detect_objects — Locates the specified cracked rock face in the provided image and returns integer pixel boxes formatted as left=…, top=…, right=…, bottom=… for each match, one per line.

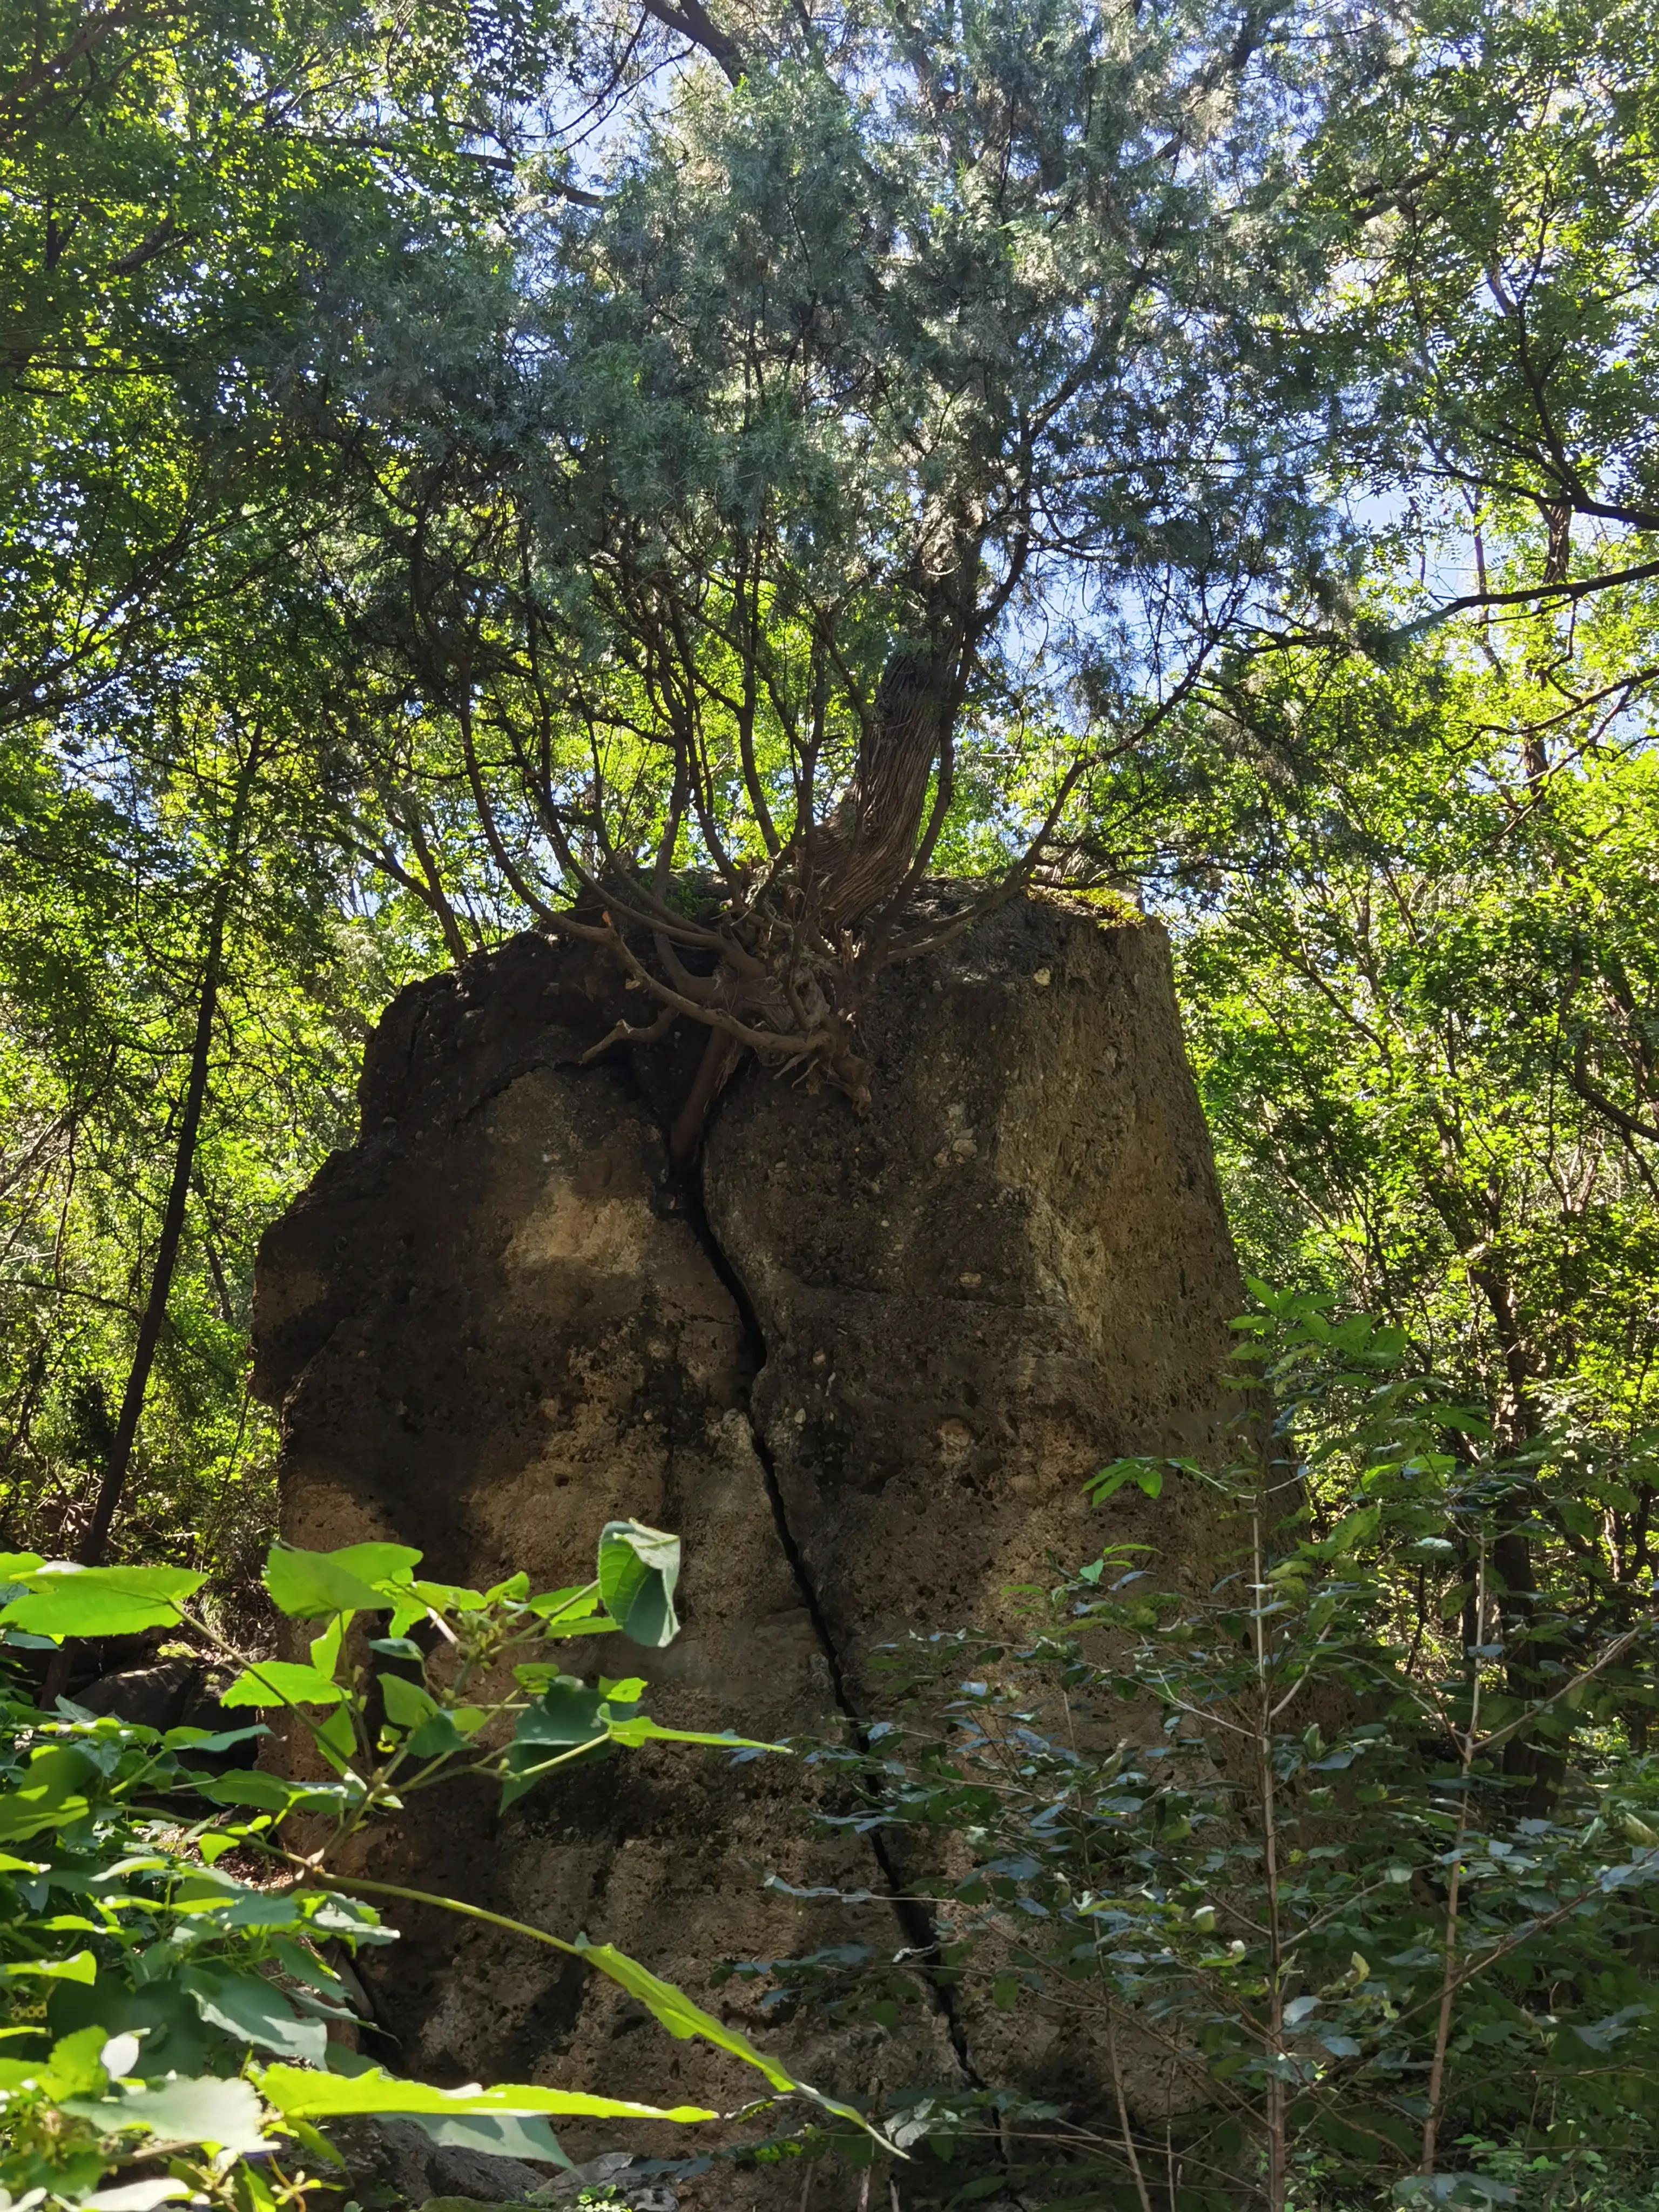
left=705, top=894, right=1242, bottom=1698
left=252, top=896, right=1242, bottom=2180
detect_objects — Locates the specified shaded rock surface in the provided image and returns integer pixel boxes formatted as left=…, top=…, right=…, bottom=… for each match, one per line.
left=253, top=894, right=1243, bottom=2189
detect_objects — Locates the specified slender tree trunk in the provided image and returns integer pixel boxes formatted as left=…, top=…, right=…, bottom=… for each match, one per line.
left=1252, top=1501, right=1289, bottom=2212
left=1468, top=1260, right=1563, bottom=1812
left=40, top=740, right=261, bottom=1701
left=1422, top=1543, right=1483, bottom=2176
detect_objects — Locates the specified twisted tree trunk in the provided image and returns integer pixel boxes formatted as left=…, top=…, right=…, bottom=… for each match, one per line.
left=666, top=651, right=943, bottom=1164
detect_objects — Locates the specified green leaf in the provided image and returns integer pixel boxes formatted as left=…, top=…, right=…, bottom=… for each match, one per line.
left=64, top=2074, right=271, bottom=2153
left=46, top=1973, right=215, bottom=2076
left=43, top=2026, right=112, bottom=2096
left=1087, top=1459, right=1164, bottom=1504
left=0, top=1745, right=95, bottom=1840
left=0, top=1564, right=203, bottom=1639
left=221, top=1662, right=347, bottom=1709
left=518, top=1680, right=607, bottom=1746
left=379, top=1673, right=438, bottom=1730
left=602, top=1717, right=782, bottom=1753
left=327, top=1542, right=423, bottom=1584
left=1325, top=1505, right=1382, bottom=1556
left=255, top=2063, right=716, bottom=2124
left=526, top=1583, right=604, bottom=1622
left=499, top=1683, right=610, bottom=1808
left=263, top=1545, right=387, bottom=1618
left=191, top=1771, right=358, bottom=1816
left=161, top=1723, right=267, bottom=1755
left=406, top=1708, right=470, bottom=1759
left=409, top=1580, right=489, bottom=1614
left=596, top=1521, right=681, bottom=1647
left=401, top=2112, right=571, bottom=2168
left=312, top=1701, right=360, bottom=1770
left=180, top=1967, right=328, bottom=2064
left=574, top=1941, right=871, bottom=2128
left=85, top=2183, right=192, bottom=2211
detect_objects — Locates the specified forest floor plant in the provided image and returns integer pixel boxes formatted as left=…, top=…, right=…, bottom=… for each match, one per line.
left=770, top=1290, right=1659, bottom=2210
left=0, top=1521, right=878, bottom=2209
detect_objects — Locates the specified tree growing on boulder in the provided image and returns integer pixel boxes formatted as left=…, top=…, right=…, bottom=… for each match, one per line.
left=341, top=0, right=1378, bottom=1129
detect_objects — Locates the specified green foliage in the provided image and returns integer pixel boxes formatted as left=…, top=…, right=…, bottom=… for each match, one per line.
left=0, top=1524, right=869, bottom=2209
left=1170, top=632, right=1659, bottom=1447
left=1307, top=0, right=1659, bottom=617
left=339, top=0, right=1382, bottom=954
left=792, top=1295, right=1659, bottom=2207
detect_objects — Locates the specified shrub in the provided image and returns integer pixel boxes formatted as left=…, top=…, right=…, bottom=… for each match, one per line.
left=0, top=1523, right=867, bottom=2208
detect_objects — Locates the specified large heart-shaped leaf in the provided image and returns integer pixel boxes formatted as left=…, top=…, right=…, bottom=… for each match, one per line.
left=221, top=1661, right=346, bottom=1710
left=263, top=1546, right=387, bottom=1620
left=180, top=1966, right=328, bottom=2065
left=0, top=1745, right=96, bottom=1840
left=1, top=1564, right=203, bottom=1640
left=63, top=2074, right=271, bottom=2154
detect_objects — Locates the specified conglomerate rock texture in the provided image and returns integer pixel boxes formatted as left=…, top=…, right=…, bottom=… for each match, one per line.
left=252, top=892, right=1243, bottom=2194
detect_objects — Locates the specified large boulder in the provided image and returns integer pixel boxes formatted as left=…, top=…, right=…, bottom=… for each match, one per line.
left=252, top=894, right=1243, bottom=2182
left=704, top=891, right=1242, bottom=1697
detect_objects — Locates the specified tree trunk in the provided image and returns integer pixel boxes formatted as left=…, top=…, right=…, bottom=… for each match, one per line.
left=666, top=651, right=945, bottom=1165
left=39, top=738, right=261, bottom=1699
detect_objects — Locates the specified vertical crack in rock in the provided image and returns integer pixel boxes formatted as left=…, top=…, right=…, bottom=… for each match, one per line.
left=676, top=1158, right=982, bottom=2091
